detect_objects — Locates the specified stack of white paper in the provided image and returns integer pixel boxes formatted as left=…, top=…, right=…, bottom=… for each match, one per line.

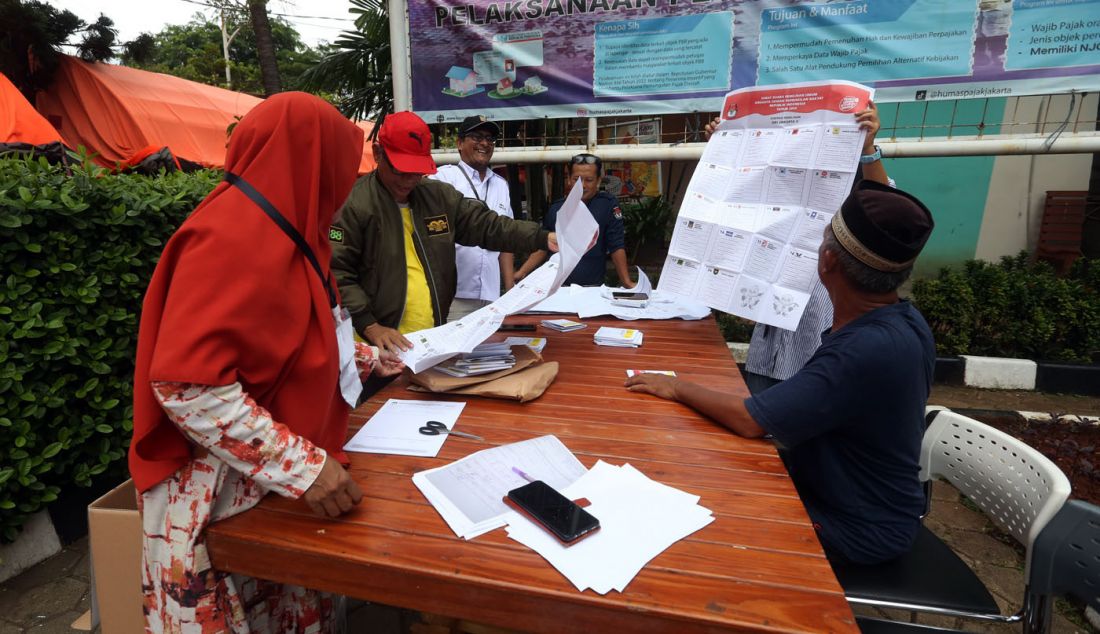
left=594, top=326, right=643, bottom=348
left=541, top=319, right=586, bottom=332
left=344, top=399, right=466, bottom=457
left=505, top=461, right=713, bottom=594
left=503, top=336, right=547, bottom=353
left=412, top=435, right=588, bottom=539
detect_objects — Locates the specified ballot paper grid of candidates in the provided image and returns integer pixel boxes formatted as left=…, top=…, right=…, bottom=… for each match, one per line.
left=343, top=399, right=466, bottom=457
left=397, top=179, right=599, bottom=374
left=505, top=460, right=713, bottom=595
left=658, top=80, right=873, bottom=331
left=412, top=435, right=588, bottom=540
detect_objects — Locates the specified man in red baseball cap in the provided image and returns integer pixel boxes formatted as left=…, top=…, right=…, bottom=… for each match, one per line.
left=331, top=111, right=558, bottom=354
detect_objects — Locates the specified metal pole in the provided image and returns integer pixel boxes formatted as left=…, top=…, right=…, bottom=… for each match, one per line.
left=587, top=117, right=597, bottom=150
left=430, top=132, right=1100, bottom=165
left=388, top=0, right=412, bottom=112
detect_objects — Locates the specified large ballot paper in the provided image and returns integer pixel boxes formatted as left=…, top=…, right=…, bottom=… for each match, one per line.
left=400, top=180, right=598, bottom=373
left=658, top=80, right=873, bottom=331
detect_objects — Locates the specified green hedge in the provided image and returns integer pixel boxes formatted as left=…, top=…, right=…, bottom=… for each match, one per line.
left=912, top=253, right=1100, bottom=363
left=0, top=156, right=218, bottom=542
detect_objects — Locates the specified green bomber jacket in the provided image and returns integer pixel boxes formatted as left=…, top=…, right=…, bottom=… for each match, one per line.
left=330, top=172, right=549, bottom=334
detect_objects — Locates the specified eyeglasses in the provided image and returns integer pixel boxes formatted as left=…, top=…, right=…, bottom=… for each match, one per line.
left=464, top=133, right=497, bottom=145
left=571, top=154, right=601, bottom=167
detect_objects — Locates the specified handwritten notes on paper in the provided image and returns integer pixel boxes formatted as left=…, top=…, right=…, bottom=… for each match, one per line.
left=658, top=80, right=872, bottom=330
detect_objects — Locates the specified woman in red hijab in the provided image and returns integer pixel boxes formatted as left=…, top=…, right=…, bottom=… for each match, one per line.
left=129, top=92, right=402, bottom=633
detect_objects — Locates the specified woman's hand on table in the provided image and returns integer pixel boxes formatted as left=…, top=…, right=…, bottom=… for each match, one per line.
left=374, top=349, right=405, bottom=377
left=303, top=454, right=363, bottom=518
left=624, top=373, right=680, bottom=401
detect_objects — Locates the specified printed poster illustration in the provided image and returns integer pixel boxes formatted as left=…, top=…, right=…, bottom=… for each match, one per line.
left=657, top=79, right=873, bottom=331
left=409, top=1, right=1100, bottom=122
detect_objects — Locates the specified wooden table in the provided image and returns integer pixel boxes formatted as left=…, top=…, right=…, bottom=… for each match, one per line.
left=207, top=315, right=857, bottom=633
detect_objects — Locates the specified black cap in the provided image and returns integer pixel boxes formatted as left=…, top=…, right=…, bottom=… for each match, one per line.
left=830, top=180, right=934, bottom=272
left=458, top=115, right=499, bottom=137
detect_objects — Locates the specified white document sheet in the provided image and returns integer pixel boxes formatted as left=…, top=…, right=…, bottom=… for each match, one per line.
left=699, top=128, right=744, bottom=166
left=344, top=399, right=467, bottom=457
left=770, top=125, right=822, bottom=168
left=776, top=246, right=820, bottom=293
left=697, top=266, right=739, bottom=313
left=726, top=166, right=767, bottom=202
left=400, top=180, right=597, bottom=373
left=685, top=162, right=732, bottom=201
left=740, top=128, right=780, bottom=166
left=504, top=461, right=714, bottom=594
left=791, top=208, right=833, bottom=250
left=412, top=435, right=588, bottom=539
left=668, top=218, right=714, bottom=261
left=657, top=255, right=701, bottom=298
left=816, top=124, right=865, bottom=172
left=659, top=80, right=870, bottom=330
left=764, top=167, right=810, bottom=205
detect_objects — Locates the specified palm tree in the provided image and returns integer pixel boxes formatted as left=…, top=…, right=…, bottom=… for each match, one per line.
left=299, top=0, right=391, bottom=134
left=0, top=0, right=104, bottom=100
left=248, top=0, right=281, bottom=95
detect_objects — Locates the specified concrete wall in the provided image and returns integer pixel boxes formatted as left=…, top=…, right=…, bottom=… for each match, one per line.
left=975, top=93, right=1098, bottom=262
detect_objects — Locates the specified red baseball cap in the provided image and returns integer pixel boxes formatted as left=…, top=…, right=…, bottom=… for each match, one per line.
left=377, top=111, right=436, bottom=175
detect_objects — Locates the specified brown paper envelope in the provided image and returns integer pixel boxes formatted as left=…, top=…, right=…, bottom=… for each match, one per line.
left=409, top=345, right=541, bottom=391
left=408, top=362, right=559, bottom=402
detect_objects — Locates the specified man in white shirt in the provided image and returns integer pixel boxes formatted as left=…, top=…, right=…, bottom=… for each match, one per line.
left=430, top=115, right=516, bottom=321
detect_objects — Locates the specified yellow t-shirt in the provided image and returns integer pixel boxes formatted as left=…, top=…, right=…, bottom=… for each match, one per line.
left=398, top=206, right=435, bottom=334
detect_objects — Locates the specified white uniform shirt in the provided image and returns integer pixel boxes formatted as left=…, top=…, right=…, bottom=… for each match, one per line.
left=431, top=161, right=514, bottom=301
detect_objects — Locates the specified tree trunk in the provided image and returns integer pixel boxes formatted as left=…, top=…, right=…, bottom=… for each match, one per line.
left=248, top=0, right=281, bottom=96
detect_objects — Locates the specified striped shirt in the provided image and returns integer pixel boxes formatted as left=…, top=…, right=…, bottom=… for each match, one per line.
left=746, top=280, right=833, bottom=380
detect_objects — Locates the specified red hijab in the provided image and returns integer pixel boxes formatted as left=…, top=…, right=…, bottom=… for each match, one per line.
left=129, top=93, right=365, bottom=493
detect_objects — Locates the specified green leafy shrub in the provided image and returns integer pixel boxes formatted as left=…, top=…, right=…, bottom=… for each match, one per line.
left=912, top=253, right=1100, bottom=362
left=716, top=312, right=755, bottom=343
left=621, top=195, right=673, bottom=265
left=0, top=156, right=218, bottom=542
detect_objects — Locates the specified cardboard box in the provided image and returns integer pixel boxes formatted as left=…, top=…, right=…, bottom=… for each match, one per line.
left=87, top=479, right=144, bottom=634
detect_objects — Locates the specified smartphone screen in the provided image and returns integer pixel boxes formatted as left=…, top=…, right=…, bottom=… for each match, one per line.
left=499, top=324, right=536, bottom=332
left=506, top=481, right=599, bottom=543
left=611, top=292, right=648, bottom=301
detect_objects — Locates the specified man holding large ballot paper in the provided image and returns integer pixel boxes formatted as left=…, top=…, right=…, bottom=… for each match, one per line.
left=626, top=178, right=936, bottom=566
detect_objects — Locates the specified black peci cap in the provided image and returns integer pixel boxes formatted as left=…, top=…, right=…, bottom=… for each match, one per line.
left=830, top=180, right=934, bottom=272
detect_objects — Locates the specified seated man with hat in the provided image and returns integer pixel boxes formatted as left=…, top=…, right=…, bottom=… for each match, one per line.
left=624, top=181, right=936, bottom=565
left=331, top=111, right=557, bottom=354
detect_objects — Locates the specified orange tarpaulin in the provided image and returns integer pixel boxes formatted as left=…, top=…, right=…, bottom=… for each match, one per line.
left=1, top=72, right=63, bottom=145
left=35, top=56, right=375, bottom=173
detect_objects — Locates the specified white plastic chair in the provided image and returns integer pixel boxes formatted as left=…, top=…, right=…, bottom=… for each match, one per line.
left=837, top=410, right=1072, bottom=624
left=920, top=410, right=1072, bottom=576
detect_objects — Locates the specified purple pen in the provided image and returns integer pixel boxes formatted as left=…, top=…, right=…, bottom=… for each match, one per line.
left=511, top=466, right=535, bottom=483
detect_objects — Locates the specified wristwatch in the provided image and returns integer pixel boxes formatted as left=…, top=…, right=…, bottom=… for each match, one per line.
left=859, top=145, right=883, bottom=164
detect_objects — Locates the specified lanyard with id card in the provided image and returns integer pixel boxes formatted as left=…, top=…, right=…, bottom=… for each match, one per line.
left=226, top=173, right=363, bottom=408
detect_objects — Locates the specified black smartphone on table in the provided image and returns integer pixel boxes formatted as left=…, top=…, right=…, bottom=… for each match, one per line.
left=504, top=480, right=600, bottom=545
left=499, top=323, right=537, bottom=332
